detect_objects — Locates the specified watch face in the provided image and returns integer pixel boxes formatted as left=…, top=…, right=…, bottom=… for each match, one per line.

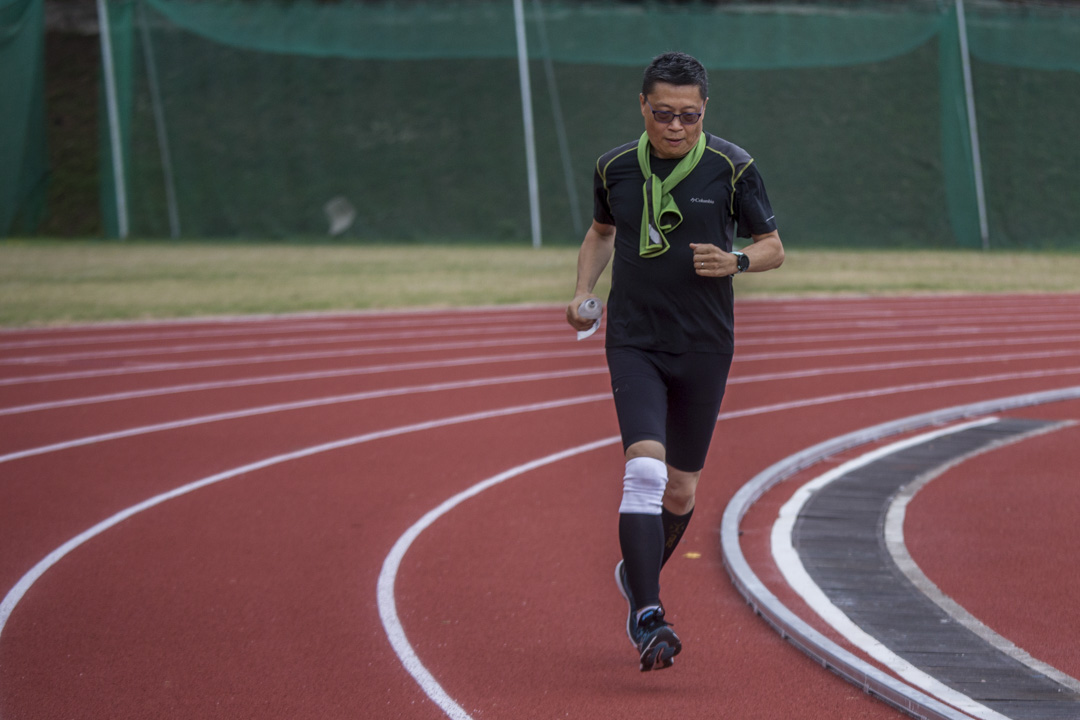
left=737, top=253, right=750, bottom=271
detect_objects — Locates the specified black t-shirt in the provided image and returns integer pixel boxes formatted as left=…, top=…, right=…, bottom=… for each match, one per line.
left=594, top=132, right=777, bottom=353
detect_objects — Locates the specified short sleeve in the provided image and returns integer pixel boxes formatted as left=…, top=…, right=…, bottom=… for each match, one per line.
left=593, top=166, right=615, bottom=226
left=733, top=164, right=777, bottom=238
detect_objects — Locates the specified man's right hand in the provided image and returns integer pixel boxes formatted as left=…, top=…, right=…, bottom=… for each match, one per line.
left=566, top=296, right=600, bottom=331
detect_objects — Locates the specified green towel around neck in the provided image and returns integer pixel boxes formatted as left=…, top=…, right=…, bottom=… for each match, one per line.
left=637, top=131, right=706, bottom=257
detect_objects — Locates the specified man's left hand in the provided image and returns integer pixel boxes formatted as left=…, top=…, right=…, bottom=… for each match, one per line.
left=689, top=243, right=737, bottom=276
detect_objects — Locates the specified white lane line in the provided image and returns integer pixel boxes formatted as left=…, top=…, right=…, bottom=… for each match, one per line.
left=7, top=364, right=1080, bottom=468
left=6, top=329, right=1080, bottom=390
left=6, top=345, right=1078, bottom=418
left=737, top=321, right=1080, bottom=349
left=6, top=378, right=1080, bottom=716
left=884, top=420, right=1080, bottom=695
left=775, top=296, right=1080, bottom=317
left=0, top=305, right=561, bottom=341
left=376, top=437, right=617, bottom=720
left=0, top=374, right=610, bottom=465
left=728, top=349, right=1080, bottom=386
left=0, top=395, right=612, bottom=643
left=6, top=306, right=1076, bottom=353
left=9, top=319, right=1080, bottom=367
left=723, top=385, right=1080, bottom=720
left=745, top=296, right=1080, bottom=317
left=0, top=349, right=605, bottom=416
left=3, top=297, right=1073, bottom=351
left=737, top=316, right=1080, bottom=339
left=0, top=312, right=561, bottom=351
left=771, top=418, right=1012, bottom=720
left=0, top=334, right=583, bottom=386
left=0, top=321, right=396, bottom=351
left=0, top=324, right=571, bottom=365
left=718, top=365, right=1080, bottom=421
left=736, top=332, right=1080, bottom=363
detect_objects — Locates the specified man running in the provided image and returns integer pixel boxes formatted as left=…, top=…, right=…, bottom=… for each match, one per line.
left=566, top=51, right=785, bottom=672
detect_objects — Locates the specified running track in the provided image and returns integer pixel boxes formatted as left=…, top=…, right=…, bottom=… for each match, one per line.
left=1, top=294, right=1079, bottom=720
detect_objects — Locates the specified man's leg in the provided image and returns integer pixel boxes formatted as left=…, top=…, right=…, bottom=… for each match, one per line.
left=606, top=348, right=682, bottom=669
left=618, top=440, right=667, bottom=612
left=661, top=468, right=699, bottom=566
left=618, top=440, right=681, bottom=671
left=658, top=350, right=734, bottom=567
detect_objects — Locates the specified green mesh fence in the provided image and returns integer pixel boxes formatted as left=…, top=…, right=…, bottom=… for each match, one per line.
left=96, top=0, right=1080, bottom=248
left=966, top=2, right=1080, bottom=249
left=0, top=0, right=47, bottom=237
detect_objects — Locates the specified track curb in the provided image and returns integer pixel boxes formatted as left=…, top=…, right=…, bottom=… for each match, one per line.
left=720, top=384, right=1080, bottom=720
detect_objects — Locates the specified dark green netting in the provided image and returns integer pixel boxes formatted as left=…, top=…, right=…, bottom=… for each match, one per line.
left=144, top=0, right=944, bottom=67
left=965, top=2, right=1080, bottom=249
left=0, top=0, right=48, bottom=237
left=98, top=0, right=1080, bottom=248
left=967, top=1, right=1080, bottom=72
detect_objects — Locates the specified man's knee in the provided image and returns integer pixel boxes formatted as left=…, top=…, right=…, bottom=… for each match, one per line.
left=619, top=456, right=668, bottom=515
left=625, top=439, right=665, bottom=462
left=663, top=470, right=700, bottom=514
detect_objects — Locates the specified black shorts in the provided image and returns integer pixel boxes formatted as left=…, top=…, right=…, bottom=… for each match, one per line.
left=606, top=347, right=734, bottom=473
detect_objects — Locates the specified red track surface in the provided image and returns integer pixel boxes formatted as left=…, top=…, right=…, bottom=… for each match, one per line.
left=2, top=294, right=1079, bottom=719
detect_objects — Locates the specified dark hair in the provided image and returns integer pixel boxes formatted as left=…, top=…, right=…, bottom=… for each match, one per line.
left=642, top=52, right=708, bottom=100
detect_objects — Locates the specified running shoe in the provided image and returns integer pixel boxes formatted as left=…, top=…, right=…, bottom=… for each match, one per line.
left=633, top=606, right=681, bottom=672
left=615, top=560, right=637, bottom=648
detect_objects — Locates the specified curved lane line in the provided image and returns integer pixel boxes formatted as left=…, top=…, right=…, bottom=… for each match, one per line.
left=5, top=301, right=1073, bottom=352
left=0, top=394, right=609, bottom=642
left=7, top=364, right=1080, bottom=467
left=6, top=379, right=1080, bottom=716
left=0, top=330, right=571, bottom=367
left=721, top=385, right=1080, bottom=720
left=0, top=349, right=604, bottom=415
left=0, top=323, right=572, bottom=365
left=9, top=318, right=1080, bottom=366
left=0, top=309, right=568, bottom=352
left=0, top=334, right=578, bottom=386
left=6, top=346, right=1080, bottom=418
left=772, top=418, right=1010, bottom=720
left=376, top=438, right=618, bottom=720
left=884, top=421, right=1080, bottom=694
left=0, top=379, right=609, bottom=465
left=5, top=330, right=1079, bottom=388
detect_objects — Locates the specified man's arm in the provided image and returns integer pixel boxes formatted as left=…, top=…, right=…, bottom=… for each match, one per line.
left=741, top=229, right=784, bottom=273
left=566, top=220, right=617, bottom=331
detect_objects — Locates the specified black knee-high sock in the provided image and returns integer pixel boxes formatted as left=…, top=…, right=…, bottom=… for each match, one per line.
left=661, top=506, right=694, bottom=567
left=618, top=512, right=664, bottom=609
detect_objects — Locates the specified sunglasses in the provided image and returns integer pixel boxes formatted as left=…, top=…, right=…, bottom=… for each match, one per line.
left=645, top=100, right=704, bottom=125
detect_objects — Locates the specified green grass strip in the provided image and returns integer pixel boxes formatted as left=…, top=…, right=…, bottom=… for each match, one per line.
left=2, top=240, right=1079, bottom=327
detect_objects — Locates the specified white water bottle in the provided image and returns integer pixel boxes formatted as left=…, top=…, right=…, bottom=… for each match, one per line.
left=579, top=297, right=603, bottom=320
left=577, top=298, right=603, bottom=340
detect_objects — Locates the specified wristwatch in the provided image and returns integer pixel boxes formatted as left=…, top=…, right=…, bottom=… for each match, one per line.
left=733, top=251, right=750, bottom=274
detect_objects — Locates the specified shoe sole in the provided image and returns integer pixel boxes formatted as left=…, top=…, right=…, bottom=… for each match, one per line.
left=614, top=560, right=636, bottom=649
left=639, top=627, right=682, bottom=672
